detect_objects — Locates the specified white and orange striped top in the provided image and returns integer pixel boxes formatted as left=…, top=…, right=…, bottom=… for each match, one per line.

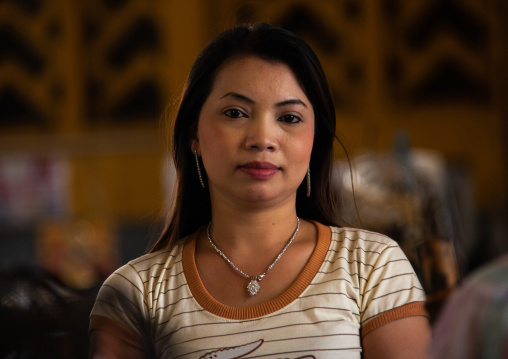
left=90, top=222, right=427, bottom=358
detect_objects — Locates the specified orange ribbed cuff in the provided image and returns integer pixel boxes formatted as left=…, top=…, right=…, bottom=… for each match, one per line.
left=361, top=301, right=429, bottom=337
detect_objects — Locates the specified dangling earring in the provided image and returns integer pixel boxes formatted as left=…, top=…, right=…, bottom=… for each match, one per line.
left=306, top=166, right=311, bottom=197
left=194, top=150, right=205, bottom=188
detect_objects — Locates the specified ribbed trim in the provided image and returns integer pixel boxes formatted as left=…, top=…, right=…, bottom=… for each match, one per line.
left=361, top=301, right=429, bottom=338
left=89, top=314, right=146, bottom=350
left=182, top=221, right=331, bottom=320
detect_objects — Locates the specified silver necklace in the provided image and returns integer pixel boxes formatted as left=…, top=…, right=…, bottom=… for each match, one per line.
left=206, top=217, right=300, bottom=296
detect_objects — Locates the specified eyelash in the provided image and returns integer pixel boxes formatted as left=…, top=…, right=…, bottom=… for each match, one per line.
left=223, top=109, right=302, bottom=124
left=223, top=109, right=247, bottom=118
left=278, top=114, right=302, bottom=124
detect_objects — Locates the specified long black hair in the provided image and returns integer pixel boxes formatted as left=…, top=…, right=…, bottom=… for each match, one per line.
left=150, top=23, right=343, bottom=252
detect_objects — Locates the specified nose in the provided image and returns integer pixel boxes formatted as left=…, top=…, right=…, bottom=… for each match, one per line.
left=244, top=116, right=279, bottom=151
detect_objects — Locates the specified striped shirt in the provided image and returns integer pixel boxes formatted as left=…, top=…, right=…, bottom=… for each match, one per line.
left=90, top=222, right=427, bottom=358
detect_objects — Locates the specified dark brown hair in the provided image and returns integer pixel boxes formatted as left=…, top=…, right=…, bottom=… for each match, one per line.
left=150, top=23, right=345, bottom=252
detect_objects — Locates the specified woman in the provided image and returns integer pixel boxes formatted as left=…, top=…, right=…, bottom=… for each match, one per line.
left=89, top=23, right=430, bottom=358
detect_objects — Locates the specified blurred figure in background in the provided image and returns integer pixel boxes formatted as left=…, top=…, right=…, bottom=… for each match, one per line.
left=431, top=254, right=508, bottom=359
left=0, top=265, right=98, bottom=359
left=335, top=133, right=466, bottom=322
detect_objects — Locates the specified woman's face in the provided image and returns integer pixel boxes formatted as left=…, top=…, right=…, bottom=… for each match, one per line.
left=192, top=56, right=315, bottom=209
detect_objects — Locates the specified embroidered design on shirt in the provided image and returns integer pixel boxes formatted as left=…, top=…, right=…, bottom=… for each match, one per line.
left=199, top=339, right=316, bottom=359
left=199, top=340, right=263, bottom=359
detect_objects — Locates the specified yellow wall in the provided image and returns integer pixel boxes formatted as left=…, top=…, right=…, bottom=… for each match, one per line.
left=0, top=0, right=506, bottom=226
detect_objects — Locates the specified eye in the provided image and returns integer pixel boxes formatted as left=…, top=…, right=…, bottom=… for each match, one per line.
left=223, top=109, right=247, bottom=118
left=278, top=114, right=302, bottom=124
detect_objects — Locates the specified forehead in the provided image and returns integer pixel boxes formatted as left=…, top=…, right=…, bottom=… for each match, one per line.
left=210, top=56, right=307, bottom=98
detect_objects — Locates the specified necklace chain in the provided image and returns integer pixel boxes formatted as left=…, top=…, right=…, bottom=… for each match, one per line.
left=206, top=217, right=300, bottom=296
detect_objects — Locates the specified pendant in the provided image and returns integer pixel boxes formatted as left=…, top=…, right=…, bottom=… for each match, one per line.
left=247, top=279, right=261, bottom=296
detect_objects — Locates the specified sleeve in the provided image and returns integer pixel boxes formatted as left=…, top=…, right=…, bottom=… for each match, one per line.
left=89, top=262, right=151, bottom=351
left=359, top=238, right=428, bottom=337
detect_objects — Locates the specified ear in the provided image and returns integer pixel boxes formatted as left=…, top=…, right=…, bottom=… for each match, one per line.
left=189, top=124, right=200, bottom=154
left=190, top=137, right=200, bottom=155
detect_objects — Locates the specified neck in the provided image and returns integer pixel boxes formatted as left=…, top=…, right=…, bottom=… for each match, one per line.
left=208, top=200, right=299, bottom=251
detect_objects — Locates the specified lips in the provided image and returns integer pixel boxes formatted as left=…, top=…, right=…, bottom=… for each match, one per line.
left=239, top=161, right=280, bottom=180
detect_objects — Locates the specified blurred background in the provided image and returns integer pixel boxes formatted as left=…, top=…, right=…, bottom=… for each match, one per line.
left=0, top=0, right=507, bottom=357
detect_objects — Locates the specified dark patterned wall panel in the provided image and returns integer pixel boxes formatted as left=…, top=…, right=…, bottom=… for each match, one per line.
left=209, top=0, right=499, bottom=110
left=84, top=0, right=167, bottom=123
left=0, top=0, right=50, bottom=127
left=382, top=0, right=494, bottom=105
left=211, top=0, right=367, bottom=110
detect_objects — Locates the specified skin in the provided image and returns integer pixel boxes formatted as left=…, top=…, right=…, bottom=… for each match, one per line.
left=193, top=56, right=430, bottom=357
left=192, top=56, right=317, bottom=307
left=90, top=55, right=431, bottom=358
left=90, top=332, right=147, bottom=359
left=362, top=316, right=431, bottom=359
left=192, top=56, right=315, bottom=212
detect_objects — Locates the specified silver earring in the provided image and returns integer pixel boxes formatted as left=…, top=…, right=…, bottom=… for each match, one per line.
left=306, top=167, right=311, bottom=197
left=194, top=150, right=205, bottom=188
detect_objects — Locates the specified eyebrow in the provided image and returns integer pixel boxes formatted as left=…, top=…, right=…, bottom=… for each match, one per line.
left=220, top=92, right=308, bottom=108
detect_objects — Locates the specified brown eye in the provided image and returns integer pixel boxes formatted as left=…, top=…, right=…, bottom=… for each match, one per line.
left=279, top=114, right=302, bottom=124
left=224, top=109, right=247, bottom=118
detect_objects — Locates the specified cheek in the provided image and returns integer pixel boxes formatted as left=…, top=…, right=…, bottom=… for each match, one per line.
left=197, top=121, right=235, bottom=158
left=292, top=127, right=314, bottom=161
left=305, top=130, right=315, bottom=156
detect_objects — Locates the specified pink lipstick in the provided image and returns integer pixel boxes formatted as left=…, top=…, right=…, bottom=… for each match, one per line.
left=239, top=161, right=280, bottom=180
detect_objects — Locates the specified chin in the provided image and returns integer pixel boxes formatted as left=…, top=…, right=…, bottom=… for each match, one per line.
left=241, top=190, right=274, bottom=202
left=238, top=186, right=296, bottom=206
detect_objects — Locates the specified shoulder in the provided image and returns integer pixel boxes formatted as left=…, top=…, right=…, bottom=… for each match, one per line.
left=91, top=241, right=186, bottom=321
left=323, top=225, right=423, bottom=296
left=325, top=227, right=427, bottom=332
left=330, top=226, right=397, bottom=248
left=126, top=242, right=184, bottom=278
left=311, top=221, right=401, bottom=261
left=99, top=241, right=185, bottom=297
left=327, top=226, right=402, bottom=261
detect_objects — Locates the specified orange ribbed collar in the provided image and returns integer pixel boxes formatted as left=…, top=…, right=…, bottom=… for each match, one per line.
left=182, top=221, right=331, bottom=320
